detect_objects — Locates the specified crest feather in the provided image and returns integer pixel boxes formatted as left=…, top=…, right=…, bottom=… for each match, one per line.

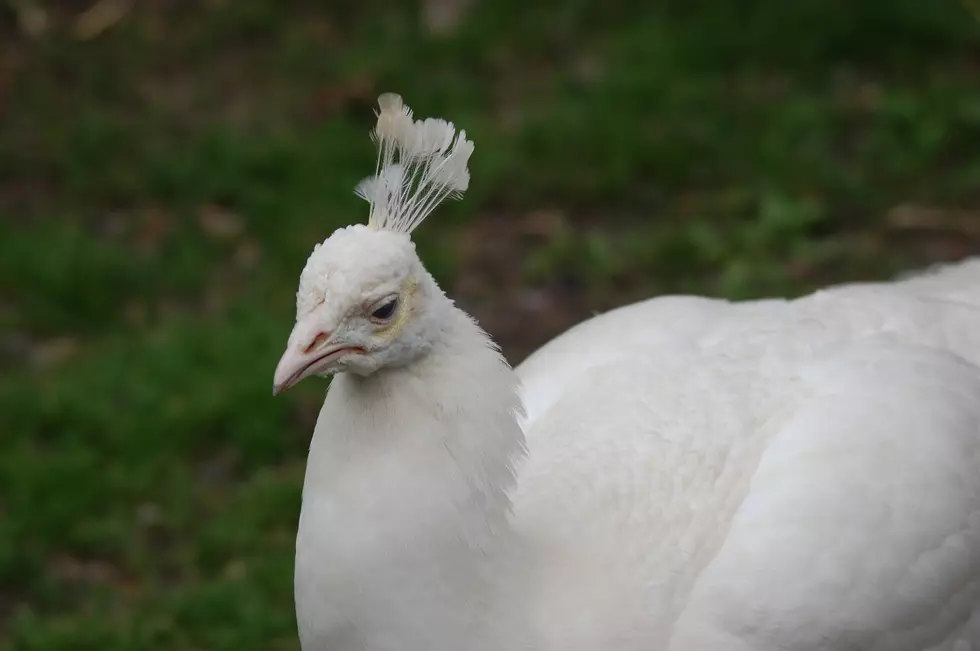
left=357, top=94, right=474, bottom=235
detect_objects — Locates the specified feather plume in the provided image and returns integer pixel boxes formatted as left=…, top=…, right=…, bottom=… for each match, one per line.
left=357, top=94, right=474, bottom=234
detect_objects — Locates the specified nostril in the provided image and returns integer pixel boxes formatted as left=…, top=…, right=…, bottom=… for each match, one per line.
left=304, top=332, right=330, bottom=354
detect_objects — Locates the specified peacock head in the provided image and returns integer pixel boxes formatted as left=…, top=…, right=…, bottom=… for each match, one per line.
left=273, top=94, right=474, bottom=394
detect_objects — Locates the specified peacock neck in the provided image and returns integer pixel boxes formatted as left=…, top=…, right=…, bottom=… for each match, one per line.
left=297, top=295, right=530, bottom=649
left=304, top=294, right=526, bottom=530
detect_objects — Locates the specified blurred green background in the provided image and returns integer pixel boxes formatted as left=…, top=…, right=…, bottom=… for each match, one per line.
left=3, top=0, right=980, bottom=649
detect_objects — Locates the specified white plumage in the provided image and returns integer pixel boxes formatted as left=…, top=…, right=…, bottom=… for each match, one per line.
left=272, top=95, right=980, bottom=651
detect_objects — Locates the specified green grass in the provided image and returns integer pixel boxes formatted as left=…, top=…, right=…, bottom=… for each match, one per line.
left=2, top=0, right=980, bottom=648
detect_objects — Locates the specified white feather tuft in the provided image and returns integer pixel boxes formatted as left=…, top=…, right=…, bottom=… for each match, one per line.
left=359, top=94, right=474, bottom=235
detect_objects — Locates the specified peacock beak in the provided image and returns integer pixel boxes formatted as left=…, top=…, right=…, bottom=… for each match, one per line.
left=272, top=314, right=365, bottom=395
left=273, top=314, right=332, bottom=395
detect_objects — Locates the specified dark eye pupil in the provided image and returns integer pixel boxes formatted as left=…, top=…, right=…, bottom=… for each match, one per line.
left=372, top=300, right=397, bottom=320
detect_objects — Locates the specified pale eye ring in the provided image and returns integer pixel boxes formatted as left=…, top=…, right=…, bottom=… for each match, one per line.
left=370, top=298, right=398, bottom=322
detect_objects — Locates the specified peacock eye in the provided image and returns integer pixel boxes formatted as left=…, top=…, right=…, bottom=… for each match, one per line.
left=370, top=298, right=398, bottom=322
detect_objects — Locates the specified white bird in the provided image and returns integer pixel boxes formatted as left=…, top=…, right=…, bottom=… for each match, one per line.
left=273, top=94, right=980, bottom=651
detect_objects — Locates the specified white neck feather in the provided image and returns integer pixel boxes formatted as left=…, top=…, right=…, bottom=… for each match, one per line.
left=295, top=284, right=531, bottom=651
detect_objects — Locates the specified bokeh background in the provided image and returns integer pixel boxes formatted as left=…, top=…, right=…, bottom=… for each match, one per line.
left=3, top=0, right=980, bottom=649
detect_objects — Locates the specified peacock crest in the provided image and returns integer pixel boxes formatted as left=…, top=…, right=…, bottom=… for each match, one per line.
left=355, top=93, right=474, bottom=235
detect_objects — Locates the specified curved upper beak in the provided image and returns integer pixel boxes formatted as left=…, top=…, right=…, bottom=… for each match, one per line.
left=273, top=313, right=367, bottom=395
left=272, top=314, right=331, bottom=396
